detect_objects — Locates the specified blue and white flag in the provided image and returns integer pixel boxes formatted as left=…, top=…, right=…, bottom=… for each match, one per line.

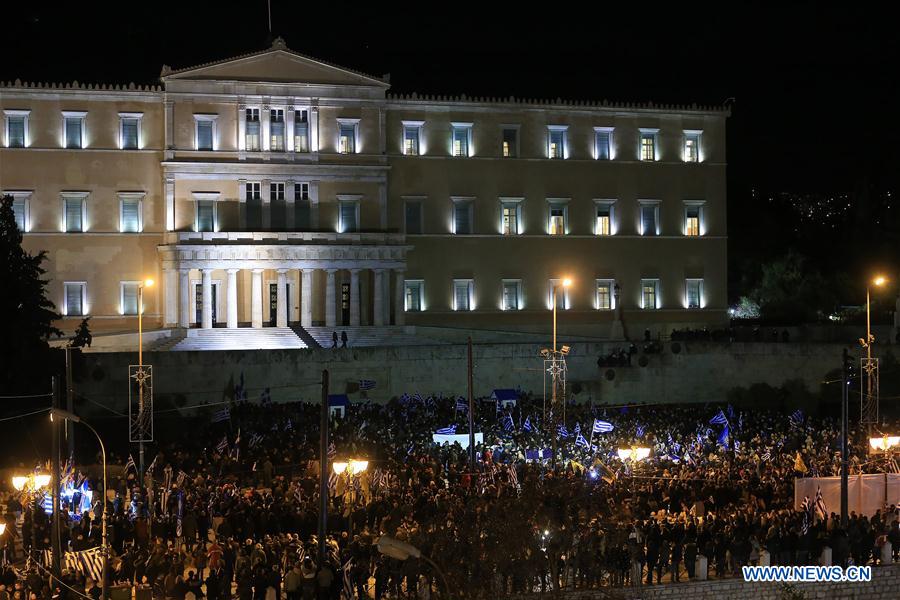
left=124, top=454, right=136, bottom=475
left=456, top=397, right=468, bottom=412
left=435, top=424, right=457, bottom=435
left=592, top=419, right=614, bottom=434
left=636, top=424, right=645, bottom=438
left=215, top=435, right=229, bottom=454
left=522, top=416, right=533, bottom=433
left=815, top=486, right=827, bottom=518
left=359, top=379, right=376, bottom=390
left=412, top=391, right=423, bottom=403
left=327, top=442, right=336, bottom=459
left=574, top=422, right=582, bottom=436
left=716, top=425, right=730, bottom=447
left=709, top=410, right=728, bottom=426
left=502, top=414, right=514, bottom=431
left=557, top=424, right=570, bottom=438
left=248, top=432, right=264, bottom=448
left=211, top=406, right=231, bottom=423
left=399, top=392, right=410, bottom=404
left=790, top=409, right=804, bottom=428
left=575, top=433, right=589, bottom=448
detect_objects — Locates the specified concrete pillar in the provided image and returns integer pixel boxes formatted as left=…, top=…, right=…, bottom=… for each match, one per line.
left=251, top=269, right=264, bottom=328
left=238, top=178, right=247, bottom=230
left=226, top=269, right=239, bottom=328
left=285, top=180, right=295, bottom=230
left=237, top=104, right=246, bottom=151
left=260, top=105, right=271, bottom=151
left=201, top=269, right=213, bottom=329
left=276, top=269, right=288, bottom=327
left=301, top=268, right=313, bottom=328
left=178, top=269, right=190, bottom=328
left=310, top=104, right=319, bottom=152
left=261, top=179, right=271, bottom=230
left=163, top=268, right=177, bottom=326
left=373, top=269, right=385, bottom=326
left=350, top=269, right=361, bottom=326
left=325, top=269, right=337, bottom=328
left=286, top=106, right=295, bottom=152
left=165, top=177, right=175, bottom=231
left=394, top=269, right=406, bottom=326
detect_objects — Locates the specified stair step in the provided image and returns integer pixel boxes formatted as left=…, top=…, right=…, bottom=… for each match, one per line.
left=169, top=327, right=307, bottom=351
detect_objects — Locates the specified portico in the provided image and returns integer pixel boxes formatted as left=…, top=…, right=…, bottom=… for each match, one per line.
left=158, top=232, right=410, bottom=330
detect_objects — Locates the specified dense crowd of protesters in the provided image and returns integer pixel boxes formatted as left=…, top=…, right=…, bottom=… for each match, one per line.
left=2, top=392, right=899, bottom=599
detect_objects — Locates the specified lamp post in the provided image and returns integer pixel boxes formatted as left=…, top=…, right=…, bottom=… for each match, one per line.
left=137, top=278, right=153, bottom=479
left=377, top=535, right=450, bottom=598
left=617, top=446, right=651, bottom=511
left=862, top=276, right=886, bottom=439
left=550, top=278, right=572, bottom=467
left=11, top=472, right=51, bottom=564
left=50, top=408, right=108, bottom=600
left=332, top=459, right=368, bottom=537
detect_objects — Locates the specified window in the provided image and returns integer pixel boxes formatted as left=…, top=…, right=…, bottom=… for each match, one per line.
left=64, top=283, right=86, bottom=316
left=639, top=129, right=659, bottom=161
left=451, top=123, right=472, bottom=157
left=337, top=119, right=359, bottom=154
left=119, top=194, right=143, bottom=233
left=121, top=282, right=140, bottom=316
left=596, top=279, right=615, bottom=310
left=5, top=110, right=29, bottom=148
left=502, top=280, right=521, bottom=311
left=686, top=279, right=703, bottom=309
left=452, top=199, right=474, bottom=234
left=641, top=279, right=659, bottom=310
left=683, top=130, right=701, bottom=162
left=453, top=279, right=474, bottom=311
left=639, top=202, right=659, bottom=236
left=271, top=182, right=285, bottom=201
left=595, top=201, right=614, bottom=236
left=405, top=280, right=424, bottom=312
left=245, top=108, right=260, bottom=151
left=402, top=121, right=423, bottom=156
left=296, top=182, right=310, bottom=201
left=4, top=192, right=30, bottom=231
left=548, top=126, right=567, bottom=159
left=270, top=109, right=285, bottom=151
left=547, top=279, right=570, bottom=310
left=501, top=200, right=521, bottom=235
left=685, top=203, right=703, bottom=236
left=594, top=127, right=613, bottom=160
left=339, top=199, right=360, bottom=233
left=195, top=115, right=217, bottom=151
left=404, top=200, right=423, bottom=234
left=294, top=110, right=309, bottom=152
left=548, top=202, right=567, bottom=235
left=62, top=194, right=86, bottom=232
left=63, top=112, right=86, bottom=149
left=196, top=200, right=216, bottom=232
left=502, top=126, right=518, bottom=158
left=119, top=113, right=141, bottom=149
left=295, top=182, right=311, bottom=229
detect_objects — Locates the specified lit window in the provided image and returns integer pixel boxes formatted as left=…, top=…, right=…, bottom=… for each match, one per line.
left=594, top=127, right=613, bottom=160
left=641, top=279, right=659, bottom=310
left=119, top=113, right=141, bottom=149
left=686, top=279, right=703, bottom=309
left=119, top=194, right=143, bottom=233
left=453, top=279, right=474, bottom=311
left=502, top=127, right=518, bottom=157
left=547, top=279, right=570, bottom=310
left=121, top=282, right=140, bottom=315
left=452, top=199, right=473, bottom=234
left=339, top=200, right=359, bottom=232
left=295, top=110, right=310, bottom=152
left=271, top=182, right=285, bottom=202
left=12, top=197, right=27, bottom=231
left=683, top=130, right=701, bottom=162
left=245, top=108, right=261, bottom=151
left=501, top=201, right=520, bottom=235
left=402, top=121, right=423, bottom=155
left=685, top=203, right=702, bottom=236
left=405, top=280, right=424, bottom=312
left=295, top=182, right=311, bottom=229
left=548, top=126, right=567, bottom=159
left=405, top=200, right=423, bottom=234
left=63, top=112, right=86, bottom=149
left=64, top=282, right=86, bottom=316
left=595, top=202, right=614, bottom=236
left=451, top=123, right=472, bottom=157
left=195, top=115, right=217, bottom=151
left=639, top=129, right=658, bottom=161
left=596, top=280, right=614, bottom=310
left=62, top=194, right=85, bottom=232
left=640, top=202, right=659, bottom=236
left=196, top=200, right=216, bottom=232
left=338, top=120, right=358, bottom=154
left=5, top=110, right=29, bottom=148
left=270, top=109, right=285, bottom=151
left=246, top=182, right=261, bottom=201
left=548, top=202, right=567, bottom=235
left=502, top=280, right=521, bottom=311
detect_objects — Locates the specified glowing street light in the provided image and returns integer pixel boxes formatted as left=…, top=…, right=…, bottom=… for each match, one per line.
left=869, top=435, right=900, bottom=452
left=617, top=447, right=651, bottom=462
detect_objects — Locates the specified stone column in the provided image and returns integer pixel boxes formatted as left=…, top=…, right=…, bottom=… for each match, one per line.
left=276, top=269, right=288, bottom=327
left=226, top=269, right=239, bottom=328
left=394, top=269, right=406, bottom=326
left=201, top=269, right=213, bottom=329
left=309, top=181, right=320, bottom=229
left=165, top=177, right=175, bottom=232
left=310, top=104, right=319, bottom=152
left=285, top=180, right=296, bottom=230
left=301, top=268, right=313, bottom=328
left=260, top=105, right=271, bottom=151
left=325, top=269, right=337, bottom=328
left=178, top=269, right=190, bottom=328
left=350, top=269, right=361, bottom=326
left=251, top=269, right=264, bottom=328
left=238, top=178, right=247, bottom=230
left=164, top=101, right=174, bottom=151
left=286, top=105, right=295, bottom=152
left=261, top=179, right=271, bottom=230
left=164, top=268, right=177, bottom=326
left=373, top=269, right=385, bottom=326
left=237, top=104, right=246, bottom=151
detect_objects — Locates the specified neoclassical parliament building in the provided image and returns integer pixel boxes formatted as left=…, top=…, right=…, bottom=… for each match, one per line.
left=0, top=39, right=729, bottom=349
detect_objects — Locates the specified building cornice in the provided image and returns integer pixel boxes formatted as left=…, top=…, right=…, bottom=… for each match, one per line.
left=0, top=80, right=162, bottom=102
left=161, top=160, right=390, bottom=181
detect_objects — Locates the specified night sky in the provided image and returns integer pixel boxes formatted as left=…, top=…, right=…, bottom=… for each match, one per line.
left=1, top=2, right=896, bottom=201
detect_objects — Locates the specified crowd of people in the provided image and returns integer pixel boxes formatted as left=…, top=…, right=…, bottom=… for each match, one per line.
left=2, top=389, right=899, bottom=599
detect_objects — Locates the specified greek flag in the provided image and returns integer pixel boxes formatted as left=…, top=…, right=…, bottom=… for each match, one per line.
left=716, top=425, right=730, bottom=447
left=574, top=422, right=582, bottom=436
left=575, top=433, right=589, bottom=448
left=800, top=496, right=812, bottom=534
left=592, top=419, right=614, bottom=434
left=248, top=432, right=264, bottom=448
left=341, top=558, right=354, bottom=598
left=435, top=424, right=457, bottom=435
left=124, top=454, right=136, bottom=475
left=211, top=406, right=231, bottom=423
left=327, top=442, right=336, bottom=459
left=176, top=470, right=187, bottom=488
left=456, top=397, right=468, bottom=412
left=557, top=424, right=570, bottom=438
left=66, top=547, right=105, bottom=582
left=502, top=414, right=514, bottom=431
left=760, top=450, right=771, bottom=461
left=709, top=410, right=728, bottom=426
left=815, top=486, right=827, bottom=518
left=176, top=491, right=184, bottom=537
left=413, top=391, right=423, bottom=403
left=790, top=409, right=804, bottom=428
left=215, top=435, right=229, bottom=454
left=636, top=424, right=645, bottom=438
left=146, top=454, right=158, bottom=477
left=522, top=416, right=533, bottom=433
left=399, top=392, right=411, bottom=404
left=507, top=465, right=519, bottom=488
left=359, top=379, right=376, bottom=390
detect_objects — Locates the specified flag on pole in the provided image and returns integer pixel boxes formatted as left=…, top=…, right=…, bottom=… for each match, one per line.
left=789, top=409, right=804, bottom=428
left=412, top=391, right=423, bottom=403
left=636, top=424, right=645, bottom=438
left=574, top=422, right=582, bottom=437
left=557, top=424, right=570, bottom=438
left=502, top=414, right=514, bottom=431
left=794, top=452, right=808, bottom=474
left=814, top=486, right=827, bottom=518
left=709, top=410, right=728, bottom=426
left=522, top=416, right=533, bottom=433
left=211, top=407, right=231, bottom=423
left=575, top=433, right=589, bottom=448
left=592, top=419, right=614, bottom=433
left=216, top=436, right=229, bottom=454
left=716, top=425, right=730, bottom=448
left=456, top=397, right=468, bottom=412
left=359, top=379, right=376, bottom=390
left=124, top=454, right=136, bottom=475
left=507, top=465, right=519, bottom=488
left=341, top=558, right=354, bottom=598
left=435, top=425, right=457, bottom=435
left=327, top=442, right=336, bottom=460
left=146, top=454, right=158, bottom=477
left=248, top=432, right=264, bottom=448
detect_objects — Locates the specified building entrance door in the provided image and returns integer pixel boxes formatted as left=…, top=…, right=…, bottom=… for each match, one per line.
left=269, top=283, right=292, bottom=326
left=341, top=283, right=350, bottom=325
left=195, top=284, right=217, bottom=325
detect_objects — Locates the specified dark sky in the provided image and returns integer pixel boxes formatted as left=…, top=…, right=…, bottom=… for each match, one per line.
left=1, top=1, right=897, bottom=196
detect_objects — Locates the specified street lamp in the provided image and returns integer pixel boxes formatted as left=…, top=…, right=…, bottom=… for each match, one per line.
left=49, top=408, right=108, bottom=600
left=136, top=278, right=153, bottom=479
left=11, top=471, right=52, bottom=563
left=332, top=458, right=368, bottom=536
left=549, top=277, right=572, bottom=466
left=377, top=536, right=450, bottom=598
left=138, top=278, right=154, bottom=368
left=869, top=435, right=900, bottom=452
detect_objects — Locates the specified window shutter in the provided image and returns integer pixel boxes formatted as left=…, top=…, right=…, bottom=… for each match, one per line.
left=66, top=285, right=83, bottom=316
left=122, top=119, right=138, bottom=149
left=198, top=121, right=213, bottom=150
left=65, top=198, right=83, bottom=232
left=121, top=198, right=140, bottom=232
left=340, top=203, right=357, bottom=232
left=455, top=283, right=470, bottom=311
left=65, top=118, right=81, bottom=148
left=197, top=201, right=214, bottom=232
left=454, top=203, right=470, bottom=234
left=12, top=199, right=25, bottom=230
left=596, top=131, right=610, bottom=159
left=9, top=117, right=25, bottom=147
left=123, top=284, right=139, bottom=315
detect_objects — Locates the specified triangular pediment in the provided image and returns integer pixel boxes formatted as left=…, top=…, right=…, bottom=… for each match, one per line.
left=162, top=41, right=388, bottom=88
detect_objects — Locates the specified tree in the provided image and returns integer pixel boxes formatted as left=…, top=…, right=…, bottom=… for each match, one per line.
left=0, top=195, right=61, bottom=391
left=69, top=317, right=92, bottom=348
left=748, top=250, right=838, bottom=323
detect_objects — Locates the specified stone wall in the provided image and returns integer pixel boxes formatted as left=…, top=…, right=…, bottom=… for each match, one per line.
left=70, top=341, right=887, bottom=415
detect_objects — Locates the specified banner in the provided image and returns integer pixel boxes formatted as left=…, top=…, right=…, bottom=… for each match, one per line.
left=432, top=432, right=483, bottom=450
left=794, top=474, right=900, bottom=516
